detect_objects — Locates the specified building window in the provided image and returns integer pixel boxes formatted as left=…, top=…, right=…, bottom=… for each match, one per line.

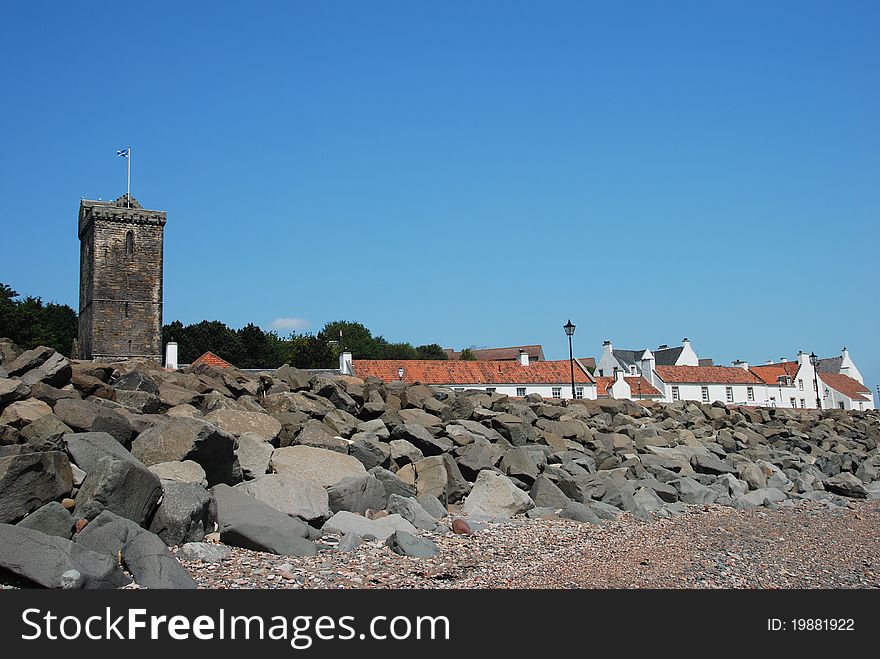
left=858, top=402, right=863, bottom=411
left=725, top=387, right=733, bottom=403
left=516, top=387, right=526, bottom=397
left=551, top=387, right=561, bottom=399
left=800, top=399, right=805, bottom=408
left=798, top=379, right=803, bottom=390
left=672, top=386, right=680, bottom=401
left=485, top=387, right=496, bottom=393
left=747, top=387, right=754, bottom=401
left=790, top=398, right=796, bottom=408
left=598, top=369, right=604, bottom=377
left=838, top=402, right=845, bottom=410
left=575, top=386, right=584, bottom=399
left=785, top=377, right=791, bottom=386
left=701, top=386, right=709, bottom=402
left=630, top=365, right=636, bottom=374
left=125, top=231, right=134, bottom=257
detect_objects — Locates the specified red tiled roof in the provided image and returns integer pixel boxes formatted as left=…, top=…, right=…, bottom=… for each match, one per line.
left=655, top=365, right=763, bottom=385
left=750, top=361, right=800, bottom=385
left=352, top=359, right=593, bottom=386
left=595, top=376, right=662, bottom=397
left=445, top=345, right=545, bottom=361
left=192, top=351, right=234, bottom=369
left=819, top=372, right=871, bottom=402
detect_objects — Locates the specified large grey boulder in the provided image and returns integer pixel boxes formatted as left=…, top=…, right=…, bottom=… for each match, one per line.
left=270, top=445, right=366, bottom=488
left=210, top=484, right=318, bottom=556
left=122, top=531, right=197, bottom=589
left=349, top=435, right=391, bottom=470
left=0, top=523, right=130, bottom=589
left=74, top=455, right=163, bottom=526
left=385, top=530, right=438, bottom=558
left=824, top=472, right=869, bottom=498
left=736, top=461, right=767, bottom=490
left=389, top=439, right=424, bottom=467
left=204, top=409, right=282, bottom=442
left=63, top=431, right=137, bottom=472
left=456, top=439, right=504, bottom=480
left=737, top=487, right=788, bottom=508
left=235, top=474, right=330, bottom=522
left=149, top=481, right=215, bottom=546
left=74, top=509, right=145, bottom=557
left=54, top=399, right=133, bottom=446
left=391, top=423, right=452, bottom=456
left=559, top=501, right=601, bottom=524
left=413, top=456, right=448, bottom=504
left=322, top=510, right=417, bottom=541
left=16, top=501, right=74, bottom=539
left=274, top=365, right=312, bottom=391
left=0, top=377, right=30, bottom=406
left=291, top=419, right=348, bottom=452
left=131, top=417, right=239, bottom=487
left=529, top=475, right=571, bottom=509
left=148, top=460, right=207, bottom=486
left=0, top=398, right=52, bottom=427
left=19, top=352, right=71, bottom=389
left=235, top=432, right=274, bottom=480
left=6, top=346, right=54, bottom=376
left=386, top=494, right=439, bottom=530
left=671, top=477, right=718, bottom=505
left=368, top=466, right=417, bottom=500
left=113, top=370, right=160, bottom=395
left=20, top=414, right=72, bottom=451
left=462, top=471, right=535, bottom=518
left=327, top=475, right=387, bottom=514
left=0, top=450, right=73, bottom=523
left=500, top=446, right=540, bottom=484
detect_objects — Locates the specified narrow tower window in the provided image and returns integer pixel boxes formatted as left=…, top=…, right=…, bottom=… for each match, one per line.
left=125, top=230, right=134, bottom=257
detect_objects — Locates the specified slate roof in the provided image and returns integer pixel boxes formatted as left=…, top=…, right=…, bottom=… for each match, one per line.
left=613, top=345, right=684, bottom=367
left=655, top=365, right=763, bottom=385
left=352, top=359, right=594, bottom=386
left=816, top=356, right=843, bottom=374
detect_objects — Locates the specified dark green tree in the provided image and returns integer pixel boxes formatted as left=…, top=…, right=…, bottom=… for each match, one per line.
left=459, top=348, right=477, bottom=361
left=415, top=343, right=448, bottom=360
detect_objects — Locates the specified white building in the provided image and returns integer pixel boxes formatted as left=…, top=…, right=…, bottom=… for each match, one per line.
left=344, top=351, right=597, bottom=400
left=652, top=364, right=766, bottom=406
left=596, top=338, right=699, bottom=378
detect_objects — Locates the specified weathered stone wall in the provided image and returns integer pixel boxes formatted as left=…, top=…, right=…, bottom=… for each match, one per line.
left=78, top=196, right=166, bottom=361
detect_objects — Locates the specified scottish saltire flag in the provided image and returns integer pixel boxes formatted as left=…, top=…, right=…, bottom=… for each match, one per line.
left=116, top=148, right=129, bottom=158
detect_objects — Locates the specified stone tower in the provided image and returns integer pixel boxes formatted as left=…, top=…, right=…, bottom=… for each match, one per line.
left=78, top=194, right=167, bottom=361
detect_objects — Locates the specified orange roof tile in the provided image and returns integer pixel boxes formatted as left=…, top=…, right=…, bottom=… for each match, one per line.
left=352, top=359, right=593, bottom=386
left=595, top=376, right=662, bottom=397
left=655, top=365, right=763, bottom=385
left=192, top=351, right=234, bottom=369
left=819, top=372, right=871, bottom=402
left=750, top=361, right=801, bottom=385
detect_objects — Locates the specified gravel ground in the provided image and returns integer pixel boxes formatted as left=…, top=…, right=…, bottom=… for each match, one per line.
left=4, top=500, right=877, bottom=589
left=176, top=499, right=880, bottom=589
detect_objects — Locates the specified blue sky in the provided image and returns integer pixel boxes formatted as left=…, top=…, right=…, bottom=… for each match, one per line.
left=1, top=1, right=878, bottom=401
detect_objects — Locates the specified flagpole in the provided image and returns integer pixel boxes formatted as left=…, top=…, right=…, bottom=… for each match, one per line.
left=127, top=146, right=131, bottom=208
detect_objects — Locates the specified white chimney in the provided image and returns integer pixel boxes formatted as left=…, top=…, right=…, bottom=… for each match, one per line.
left=732, top=359, right=749, bottom=370
left=682, top=338, right=690, bottom=347
left=517, top=350, right=529, bottom=366
left=165, top=342, right=178, bottom=370
left=765, top=359, right=774, bottom=365
left=615, top=367, right=626, bottom=383
left=339, top=351, right=353, bottom=375
left=602, top=340, right=613, bottom=355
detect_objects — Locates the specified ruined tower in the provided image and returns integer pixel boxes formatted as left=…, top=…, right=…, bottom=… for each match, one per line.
left=78, top=194, right=167, bottom=361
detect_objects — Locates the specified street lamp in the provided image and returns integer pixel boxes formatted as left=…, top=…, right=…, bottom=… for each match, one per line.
left=563, top=319, right=576, bottom=399
left=809, top=352, right=822, bottom=410
left=398, top=366, right=404, bottom=381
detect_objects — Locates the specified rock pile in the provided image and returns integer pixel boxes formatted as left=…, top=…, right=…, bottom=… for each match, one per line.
left=1, top=338, right=879, bottom=588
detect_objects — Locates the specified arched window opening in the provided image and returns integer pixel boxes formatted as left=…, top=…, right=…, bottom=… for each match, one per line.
left=125, top=231, right=134, bottom=257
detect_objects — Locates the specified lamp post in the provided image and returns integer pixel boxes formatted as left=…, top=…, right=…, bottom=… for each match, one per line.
left=563, top=319, right=576, bottom=399
left=398, top=367, right=404, bottom=381
left=809, top=352, right=822, bottom=410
